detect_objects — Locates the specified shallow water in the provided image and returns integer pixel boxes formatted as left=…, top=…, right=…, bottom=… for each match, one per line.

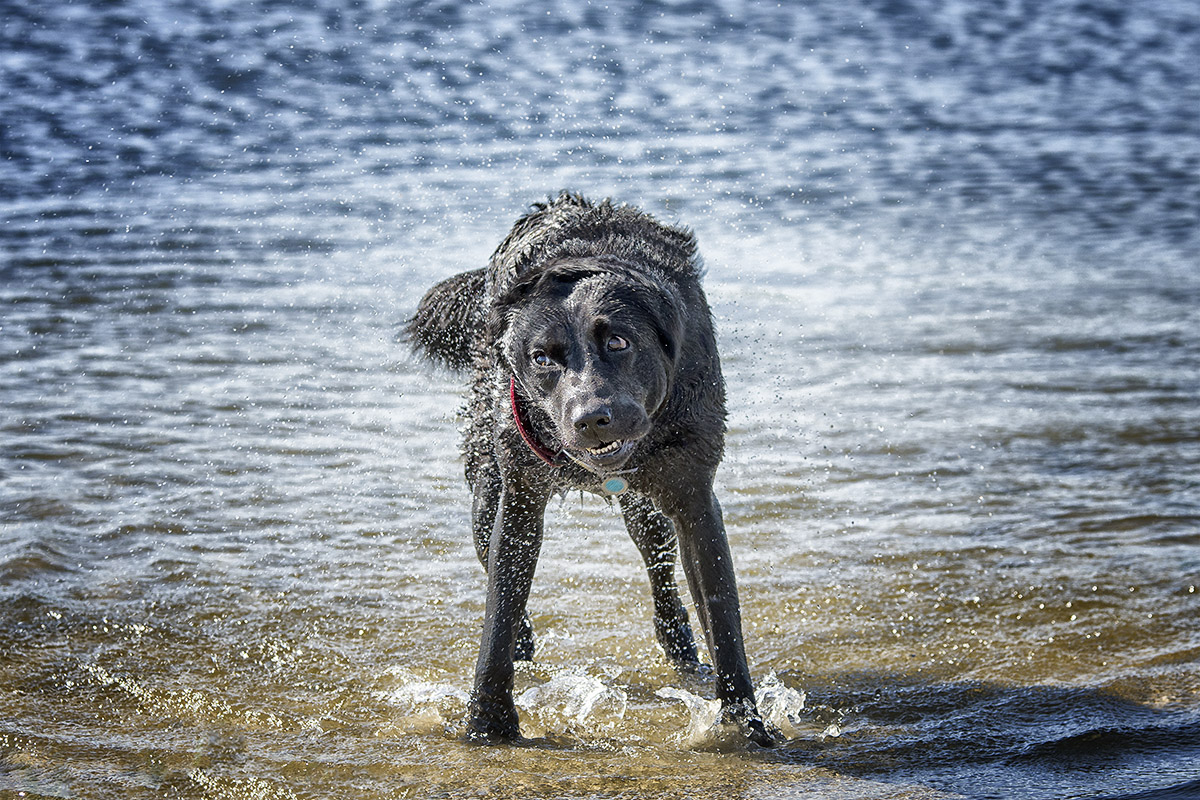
left=2, top=1, right=1199, bottom=798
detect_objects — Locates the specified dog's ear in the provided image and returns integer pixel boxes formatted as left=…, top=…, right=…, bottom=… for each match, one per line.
left=618, top=271, right=684, bottom=366
left=487, top=263, right=603, bottom=342
left=652, top=289, right=684, bottom=365
left=487, top=269, right=539, bottom=344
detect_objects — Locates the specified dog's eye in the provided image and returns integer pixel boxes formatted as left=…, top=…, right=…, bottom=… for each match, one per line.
left=606, top=335, right=630, bottom=351
left=531, top=351, right=552, bottom=367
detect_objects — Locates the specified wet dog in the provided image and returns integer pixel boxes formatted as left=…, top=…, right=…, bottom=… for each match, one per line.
left=407, top=193, right=775, bottom=746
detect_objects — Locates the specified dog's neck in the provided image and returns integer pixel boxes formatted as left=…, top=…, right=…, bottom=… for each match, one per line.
left=509, top=377, right=563, bottom=466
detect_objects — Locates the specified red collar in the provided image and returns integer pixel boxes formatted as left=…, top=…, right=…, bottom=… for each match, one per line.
left=510, top=377, right=563, bottom=466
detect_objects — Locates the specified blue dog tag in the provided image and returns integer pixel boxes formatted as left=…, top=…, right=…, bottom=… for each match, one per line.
left=601, top=476, right=628, bottom=495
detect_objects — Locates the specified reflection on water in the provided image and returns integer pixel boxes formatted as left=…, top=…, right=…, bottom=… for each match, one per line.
left=2, top=0, right=1199, bottom=798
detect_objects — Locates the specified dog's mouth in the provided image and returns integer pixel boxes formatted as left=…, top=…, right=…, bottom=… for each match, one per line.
left=570, top=438, right=636, bottom=469
left=587, top=440, right=624, bottom=457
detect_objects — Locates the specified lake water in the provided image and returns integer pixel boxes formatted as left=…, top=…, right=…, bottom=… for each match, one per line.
left=2, top=1, right=1199, bottom=798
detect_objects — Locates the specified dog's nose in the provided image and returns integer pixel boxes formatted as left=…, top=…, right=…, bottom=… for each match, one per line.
left=573, top=405, right=612, bottom=434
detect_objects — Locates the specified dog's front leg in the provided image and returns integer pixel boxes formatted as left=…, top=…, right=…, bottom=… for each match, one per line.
left=471, top=462, right=536, bottom=661
left=663, top=486, right=778, bottom=747
left=466, top=483, right=547, bottom=742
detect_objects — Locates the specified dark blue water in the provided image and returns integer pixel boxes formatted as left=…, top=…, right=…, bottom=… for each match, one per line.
left=3, top=2, right=1199, bottom=799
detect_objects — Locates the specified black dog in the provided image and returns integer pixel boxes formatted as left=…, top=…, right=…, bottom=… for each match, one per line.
left=407, top=193, right=776, bottom=746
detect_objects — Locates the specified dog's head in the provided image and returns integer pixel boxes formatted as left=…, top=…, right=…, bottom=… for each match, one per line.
left=492, top=260, right=684, bottom=472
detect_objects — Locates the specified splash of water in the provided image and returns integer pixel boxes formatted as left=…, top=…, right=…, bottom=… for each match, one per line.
left=516, top=671, right=628, bottom=735
left=755, top=672, right=808, bottom=740
left=656, top=673, right=809, bottom=745
left=655, top=686, right=723, bottom=746
left=380, top=668, right=469, bottom=733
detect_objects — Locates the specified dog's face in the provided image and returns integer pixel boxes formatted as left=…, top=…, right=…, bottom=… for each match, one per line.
left=495, top=263, right=683, bottom=472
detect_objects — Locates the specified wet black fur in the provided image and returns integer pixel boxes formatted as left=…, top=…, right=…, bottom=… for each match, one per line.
left=406, top=193, right=776, bottom=746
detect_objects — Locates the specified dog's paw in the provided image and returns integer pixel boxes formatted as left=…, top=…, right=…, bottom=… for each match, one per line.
left=465, top=714, right=521, bottom=744
left=723, top=701, right=782, bottom=748
left=654, top=615, right=701, bottom=667
left=741, top=715, right=782, bottom=748
left=466, top=694, right=521, bottom=743
left=680, top=660, right=714, bottom=677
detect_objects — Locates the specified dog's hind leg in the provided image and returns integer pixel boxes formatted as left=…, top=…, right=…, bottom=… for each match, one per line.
left=472, top=461, right=534, bottom=661
left=620, top=492, right=701, bottom=669
left=470, top=461, right=501, bottom=567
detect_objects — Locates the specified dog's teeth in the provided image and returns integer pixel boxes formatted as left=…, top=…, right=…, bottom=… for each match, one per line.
left=589, top=441, right=623, bottom=455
